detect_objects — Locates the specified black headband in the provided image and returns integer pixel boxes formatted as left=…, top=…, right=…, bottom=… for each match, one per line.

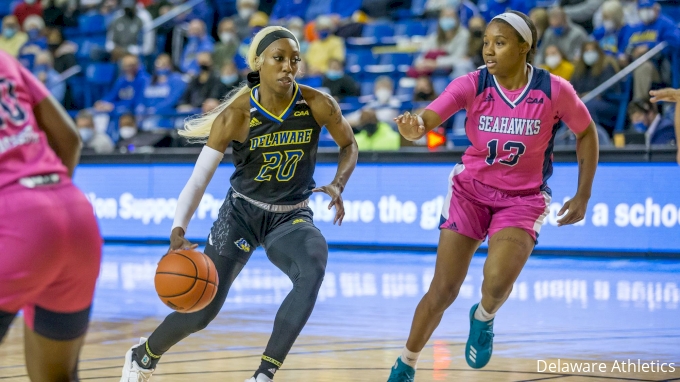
left=255, top=30, right=297, bottom=56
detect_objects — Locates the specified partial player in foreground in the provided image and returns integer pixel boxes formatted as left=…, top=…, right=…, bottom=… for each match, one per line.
left=387, top=11, right=599, bottom=381
left=120, top=26, right=358, bottom=382
left=649, top=88, right=680, bottom=164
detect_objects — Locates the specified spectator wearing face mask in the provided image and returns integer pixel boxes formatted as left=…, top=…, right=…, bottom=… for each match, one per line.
left=425, top=0, right=480, bottom=28
left=540, top=44, right=575, bottom=80
left=354, top=109, right=401, bottom=151
left=140, top=53, right=186, bottom=116
left=213, top=18, right=240, bottom=71
left=306, top=15, right=345, bottom=75
left=46, top=28, right=77, bottom=74
left=348, top=76, right=401, bottom=126
left=322, top=58, right=360, bottom=101
left=32, top=51, right=65, bottom=103
left=181, top=19, right=214, bottom=76
left=621, top=0, right=680, bottom=100
left=529, top=8, right=549, bottom=47
left=410, top=7, right=470, bottom=78
left=116, top=113, right=173, bottom=152
left=627, top=98, right=674, bottom=145
left=232, top=0, right=259, bottom=41
left=536, top=6, right=588, bottom=65
left=12, top=0, right=43, bottom=27
left=0, top=16, right=28, bottom=57
left=94, top=53, right=150, bottom=115
left=413, top=76, right=438, bottom=102
left=106, top=0, right=144, bottom=57
left=219, top=61, right=243, bottom=92
left=18, top=15, right=46, bottom=69
left=177, top=52, right=228, bottom=112
left=478, top=0, right=536, bottom=22
left=572, top=41, right=620, bottom=135
left=649, top=88, right=679, bottom=156
left=76, top=110, right=115, bottom=154
left=592, top=0, right=632, bottom=60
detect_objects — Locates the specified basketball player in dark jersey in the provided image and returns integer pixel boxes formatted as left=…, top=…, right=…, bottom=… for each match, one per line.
left=120, top=26, right=358, bottom=382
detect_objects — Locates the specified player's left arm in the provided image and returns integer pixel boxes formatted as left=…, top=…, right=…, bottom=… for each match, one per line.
left=311, top=91, right=358, bottom=226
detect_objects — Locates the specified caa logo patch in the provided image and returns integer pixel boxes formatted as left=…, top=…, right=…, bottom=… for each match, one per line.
left=526, top=97, right=544, bottom=104
left=294, top=110, right=309, bottom=117
left=234, top=238, right=251, bottom=252
left=292, top=218, right=306, bottom=225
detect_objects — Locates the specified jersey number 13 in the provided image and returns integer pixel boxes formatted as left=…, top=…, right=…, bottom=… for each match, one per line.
left=485, top=140, right=526, bottom=166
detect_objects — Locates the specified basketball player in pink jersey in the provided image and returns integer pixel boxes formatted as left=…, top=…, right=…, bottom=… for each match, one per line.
left=0, top=50, right=102, bottom=381
left=387, top=11, right=599, bottom=381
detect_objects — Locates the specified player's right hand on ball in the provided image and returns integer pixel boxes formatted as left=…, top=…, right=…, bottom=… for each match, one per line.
left=394, top=111, right=426, bottom=141
left=169, top=227, right=198, bottom=252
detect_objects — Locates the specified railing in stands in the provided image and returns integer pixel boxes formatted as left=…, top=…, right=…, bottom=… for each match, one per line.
left=144, top=0, right=204, bottom=32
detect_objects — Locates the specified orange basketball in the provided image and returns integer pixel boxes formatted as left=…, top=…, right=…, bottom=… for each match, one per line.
left=155, top=249, right=219, bottom=313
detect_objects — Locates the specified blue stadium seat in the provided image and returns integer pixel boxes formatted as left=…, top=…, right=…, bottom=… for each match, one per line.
left=432, top=76, right=450, bottom=95
left=411, top=0, right=427, bottom=16
left=67, top=76, right=87, bottom=110
left=361, top=81, right=374, bottom=96
left=378, top=53, right=414, bottom=73
left=347, top=22, right=396, bottom=47
left=394, top=21, right=428, bottom=37
left=85, top=63, right=117, bottom=107
left=78, top=14, right=107, bottom=35
left=345, top=50, right=377, bottom=74
left=0, top=0, right=14, bottom=17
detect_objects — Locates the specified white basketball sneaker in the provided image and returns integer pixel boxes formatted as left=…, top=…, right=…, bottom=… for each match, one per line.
left=244, top=373, right=274, bottom=382
left=120, top=337, right=155, bottom=382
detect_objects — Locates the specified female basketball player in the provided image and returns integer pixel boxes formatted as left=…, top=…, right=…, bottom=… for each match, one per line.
left=649, top=88, right=680, bottom=164
left=0, top=50, right=102, bottom=381
left=120, top=26, right=358, bottom=382
left=387, top=11, right=599, bottom=381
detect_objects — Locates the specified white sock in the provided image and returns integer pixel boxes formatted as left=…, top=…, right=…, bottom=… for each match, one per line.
left=400, top=347, right=420, bottom=368
left=473, top=303, right=496, bottom=321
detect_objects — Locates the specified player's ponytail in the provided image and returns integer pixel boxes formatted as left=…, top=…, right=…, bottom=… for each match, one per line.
left=180, top=26, right=300, bottom=142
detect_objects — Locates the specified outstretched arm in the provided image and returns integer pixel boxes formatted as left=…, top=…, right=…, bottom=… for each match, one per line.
left=313, top=93, right=358, bottom=225
left=650, top=88, right=680, bottom=165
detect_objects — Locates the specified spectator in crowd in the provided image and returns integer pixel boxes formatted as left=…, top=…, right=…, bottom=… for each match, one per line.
left=42, top=0, right=79, bottom=28
left=621, top=0, right=680, bottom=100
left=592, top=0, right=631, bottom=58
left=562, top=0, right=606, bottom=32
left=322, top=58, right=360, bottom=101
left=536, top=6, right=588, bottom=65
left=32, top=50, right=66, bottom=103
left=94, top=53, right=150, bottom=115
left=287, top=17, right=308, bottom=54
left=593, top=0, right=641, bottom=30
left=0, top=15, right=28, bottom=57
left=179, top=1, right=215, bottom=34
left=213, top=18, right=240, bottom=71
left=572, top=41, right=620, bottom=135
left=466, top=16, right=486, bottom=70
left=232, top=0, right=259, bottom=41
left=354, top=109, right=401, bottom=151
left=116, top=112, right=174, bottom=153
left=100, top=0, right=122, bottom=28
left=348, top=76, right=401, bottom=126
left=540, top=44, right=575, bottom=80
left=306, top=15, right=345, bottom=75
left=176, top=52, right=227, bottom=112
left=362, top=0, right=412, bottom=20
left=46, top=28, right=77, bottom=73
left=410, top=7, right=471, bottom=78
left=12, top=0, right=43, bottom=27
left=141, top=53, right=187, bottom=116
left=181, top=19, right=214, bottom=75
left=649, top=88, right=679, bottom=156
left=529, top=8, right=549, bottom=46
left=202, top=98, right=220, bottom=114
left=76, top=110, right=115, bottom=154
left=106, top=0, right=144, bottom=57
left=219, top=61, right=243, bottom=92
left=270, top=0, right=310, bottom=21
left=628, top=98, right=674, bottom=146
left=479, top=0, right=536, bottom=22
left=413, top=76, right=438, bottom=102
left=18, top=15, right=46, bottom=69
left=425, top=0, right=480, bottom=28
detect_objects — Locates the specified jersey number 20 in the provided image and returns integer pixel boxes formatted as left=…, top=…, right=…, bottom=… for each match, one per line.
left=254, top=149, right=304, bottom=182
left=485, top=140, right=526, bottom=166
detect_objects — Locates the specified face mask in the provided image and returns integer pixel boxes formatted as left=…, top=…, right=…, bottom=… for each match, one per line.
left=220, top=32, right=236, bottom=44
left=638, top=8, right=656, bottom=24
left=124, top=7, right=136, bottom=18
left=361, top=123, right=379, bottom=136
left=199, top=64, right=211, bottom=72
left=583, top=50, right=599, bottom=66
left=439, top=17, right=457, bottom=32
left=544, top=54, right=562, bottom=69
left=415, top=91, right=432, bottom=100
left=155, top=68, right=170, bottom=76
left=375, top=88, right=392, bottom=103
left=325, top=70, right=343, bottom=81
left=238, top=8, right=254, bottom=20
left=221, top=74, right=239, bottom=84
left=603, top=20, right=616, bottom=32
left=471, top=29, right=483, bottom=38
left=119, top=126, right=137, bottom=140
left=3, top=28, right=16, bottom=39
left=633, top=121, right=647, bottom=132
left=34, top=64, right=48, bottom=73
left=27, top=29, right=40, bottom=40
left=79, top=128, right=94, bottom=143
left=317, top=30, right=330, bottom=39
left=552, top=26, right=565, bottom=36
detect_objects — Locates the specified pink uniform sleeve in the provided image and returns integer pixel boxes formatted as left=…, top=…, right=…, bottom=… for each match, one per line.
left=18, top=61, right=51, bottom=107
left=425, top=72, right=477, bottom=123
left=554, top=76, right=591, bottom=134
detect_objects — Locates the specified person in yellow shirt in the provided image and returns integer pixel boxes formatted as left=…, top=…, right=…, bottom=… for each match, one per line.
left=306, top=15, right=345, bottom=75
left=0, top=16, right=28, bottom=57
left=354, top=110, right=401, bottom=151
left=540, top=44, right=574, bottom=81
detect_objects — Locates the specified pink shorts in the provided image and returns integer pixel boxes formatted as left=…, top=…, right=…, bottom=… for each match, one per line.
left=0, top=180, right=102, bottom=338
left=440, top=164, right=551, bottom=242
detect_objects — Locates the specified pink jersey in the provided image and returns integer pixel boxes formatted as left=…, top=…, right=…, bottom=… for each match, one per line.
left=427, top=66, right=591, bottom=192
left=0, top=50, right=68, bottom=191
